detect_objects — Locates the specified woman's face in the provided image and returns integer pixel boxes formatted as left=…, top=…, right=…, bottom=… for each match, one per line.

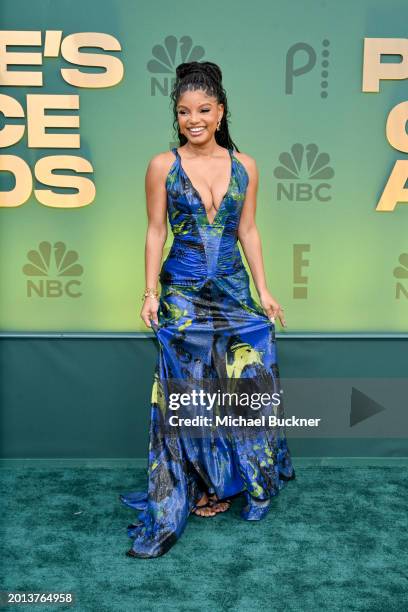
left=176, top=88, right=223, bottom=144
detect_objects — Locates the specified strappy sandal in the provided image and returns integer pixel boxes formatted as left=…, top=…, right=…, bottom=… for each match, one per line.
left=191, top=494, right=218, bottom=517
left=207, top=494, right=232, bottom=514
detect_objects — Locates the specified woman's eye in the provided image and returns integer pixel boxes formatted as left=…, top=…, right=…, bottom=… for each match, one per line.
left=201, top=109, right=210, bottom=113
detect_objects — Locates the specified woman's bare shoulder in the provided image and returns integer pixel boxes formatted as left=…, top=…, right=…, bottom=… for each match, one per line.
left=233, top=150, right=258, bottom=179
left=146, top=150, right=177, bottom=178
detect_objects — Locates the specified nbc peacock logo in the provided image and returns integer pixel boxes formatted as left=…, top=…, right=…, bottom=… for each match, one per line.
left=22, top=241, right=83, bottom=298
left=393, top=253, right=408, bottom=300
left=273, top=143, right=335, bottom=203
left=147, top=35, right=205, bottom=96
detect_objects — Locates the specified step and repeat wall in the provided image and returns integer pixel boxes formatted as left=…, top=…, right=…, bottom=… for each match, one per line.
left=1, top=0, right=407, bottom=332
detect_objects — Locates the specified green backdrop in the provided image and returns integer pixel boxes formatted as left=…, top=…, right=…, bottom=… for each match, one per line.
left=1, top=0, right=407, bottom=332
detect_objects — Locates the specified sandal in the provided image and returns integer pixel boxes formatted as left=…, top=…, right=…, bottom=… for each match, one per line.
left=191, top=493, right=218, bottom=517
left=208, top=494, right=232, bottom=514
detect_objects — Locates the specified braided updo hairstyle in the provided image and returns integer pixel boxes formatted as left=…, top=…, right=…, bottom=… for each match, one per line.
left=170, top=61, right=240, bottom=152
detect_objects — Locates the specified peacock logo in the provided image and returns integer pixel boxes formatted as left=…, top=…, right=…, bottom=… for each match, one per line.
left=147, top=35, right=205, bottom=96
left=285, top=39, right=330, bottom=99
left=393, top=253, right=408, bottom=300
left=273, top=143, right=335, bottom=203
left=22, top=241, right=83, bottom=298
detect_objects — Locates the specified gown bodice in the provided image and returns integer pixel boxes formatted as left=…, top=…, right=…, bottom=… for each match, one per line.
left=159, top=146, right=251, bottom=294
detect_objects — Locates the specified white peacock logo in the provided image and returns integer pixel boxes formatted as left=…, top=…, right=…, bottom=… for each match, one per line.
left=274, top=143, right=334, bottom=180
left=147, top=35, right=205, bottom=74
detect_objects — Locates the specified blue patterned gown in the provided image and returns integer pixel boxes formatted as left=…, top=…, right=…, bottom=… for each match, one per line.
left=119, top=146, right=296, bottom=558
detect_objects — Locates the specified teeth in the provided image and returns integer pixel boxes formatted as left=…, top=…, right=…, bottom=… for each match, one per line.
left=189, top=127, right=204, bottom=132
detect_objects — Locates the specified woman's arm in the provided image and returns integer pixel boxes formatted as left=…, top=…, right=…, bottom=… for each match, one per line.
left=140, top=154, right=169, bottom=328
left=237, top=154, right=286, bottom=328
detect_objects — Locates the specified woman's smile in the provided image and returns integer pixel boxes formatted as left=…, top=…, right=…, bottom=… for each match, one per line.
left=188, top=126, right=206, bottom=136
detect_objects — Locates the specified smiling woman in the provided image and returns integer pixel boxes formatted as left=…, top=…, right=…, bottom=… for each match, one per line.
left=119, top=60, right=295, bottom=559
left=174, top=94, right=236, bottom=224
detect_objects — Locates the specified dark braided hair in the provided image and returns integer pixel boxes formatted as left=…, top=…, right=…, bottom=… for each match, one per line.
left=170, top=61, right=240, bottom=152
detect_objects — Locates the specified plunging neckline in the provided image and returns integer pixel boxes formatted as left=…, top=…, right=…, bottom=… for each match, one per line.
left=175, top=147, right=234, bottom=226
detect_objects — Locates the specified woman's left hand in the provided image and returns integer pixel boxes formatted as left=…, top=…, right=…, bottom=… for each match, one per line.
left=258, top=289, right=286, bottom=328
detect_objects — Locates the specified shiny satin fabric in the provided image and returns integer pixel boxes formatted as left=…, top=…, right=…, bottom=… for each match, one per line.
left=119, top=147, right=295, bottom=558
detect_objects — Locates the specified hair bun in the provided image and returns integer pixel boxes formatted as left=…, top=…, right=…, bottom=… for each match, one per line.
left=175, top=62, right=197, bottom=80
left=176, top=61, right=222, bottom=85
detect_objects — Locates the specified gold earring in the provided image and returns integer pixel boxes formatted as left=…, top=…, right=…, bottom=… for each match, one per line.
left=217, top=118, right=221, bottom=131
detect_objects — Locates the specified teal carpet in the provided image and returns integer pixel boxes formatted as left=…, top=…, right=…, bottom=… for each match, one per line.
left=1, top=460, right=407, bottom=612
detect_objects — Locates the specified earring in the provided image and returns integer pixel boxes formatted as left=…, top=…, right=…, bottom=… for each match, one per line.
left=217, top=118, right=221, bottom=131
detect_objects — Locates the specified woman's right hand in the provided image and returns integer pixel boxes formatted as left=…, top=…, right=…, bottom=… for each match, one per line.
left=140, top=296, right=159, bottom=328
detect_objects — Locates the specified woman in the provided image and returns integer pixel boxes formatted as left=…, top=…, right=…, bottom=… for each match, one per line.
left=119, top=60, right=296, bottom=559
